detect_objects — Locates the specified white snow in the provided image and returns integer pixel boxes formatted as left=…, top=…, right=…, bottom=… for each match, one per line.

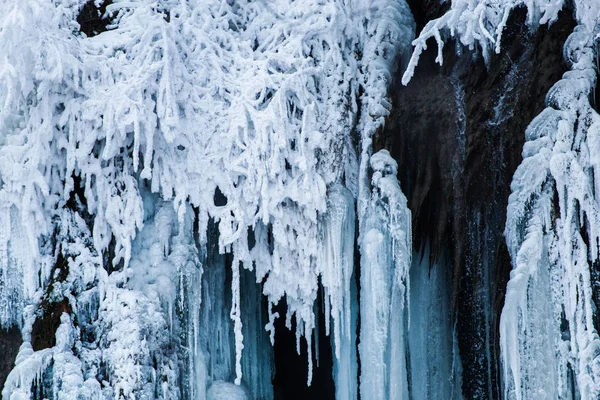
left=206, top=381, right=248, bottom=400
left=0, top=0, right=416, bottom=396
left=401, top=0, right=567, bottom=85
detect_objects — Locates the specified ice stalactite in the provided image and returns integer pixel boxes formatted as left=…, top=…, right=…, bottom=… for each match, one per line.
left=332, top=277, right=358, bottom=400
left=318, top=184, right=357, bottom=400
left=359, top=150, right=412, bottom=399
left=352, top=2, right=414, bottom=394
left=501, top=22, right=600, bottom=400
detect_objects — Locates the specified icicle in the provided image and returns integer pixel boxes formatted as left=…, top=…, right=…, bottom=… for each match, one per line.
left=318, top=183, right=358, bottom=398
left=401, top=0, right=564, bottom=86
left=333, top=274, right=358, bottom=400
left=0, top=0, right=418, bottom=397
left=231, top=258, right=244, bottom=386
left=306, top=327, right=314, bottom=387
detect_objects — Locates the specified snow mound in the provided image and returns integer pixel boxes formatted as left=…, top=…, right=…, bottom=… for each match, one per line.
left=207, top=381, right=248, bottom=400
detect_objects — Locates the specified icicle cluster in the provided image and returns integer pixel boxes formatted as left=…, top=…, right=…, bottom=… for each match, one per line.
left=0, top=0, right=415, bottom=397
left=3, top=200, right=194, bottom=398
left=401, top=0, right=568, bottom=85
left=501, top=21, right=600, bottom=400
left=319, top=183, right=357, bottom=397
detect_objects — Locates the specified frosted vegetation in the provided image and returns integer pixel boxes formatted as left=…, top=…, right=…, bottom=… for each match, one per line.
left=1, top=0, right=600, bottom=398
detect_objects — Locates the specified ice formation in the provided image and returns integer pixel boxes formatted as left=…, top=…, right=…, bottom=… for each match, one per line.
left=0, top=0, right=415, bottom=398
left=409, top=244, right=463, bottom=400
left=2, top=0, right=600, bottom=398
left=359, top=150, right=412, bottom=399
left=501, top=22, right=600, bottom=400
left=401, top=0, right=566, bottom=85
left=400, top=0, right=600, bottom=397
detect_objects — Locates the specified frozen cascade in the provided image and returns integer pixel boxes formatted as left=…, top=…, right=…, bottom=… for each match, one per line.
left=400, top=2, right=600, bottom=400
left=11, top=0, right=600, bottom=398
left=359, top=150, right=412, bottom=399
left=197, top=224, right=235, bottom=391
left=186, top=221, right=274, bottom=400
left=501, top=23, right=600, bottom=400
left=240, top=268, right=274, bottom=400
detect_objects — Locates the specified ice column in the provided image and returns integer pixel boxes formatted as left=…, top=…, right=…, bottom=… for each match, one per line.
left=359, top=150, right=412, bottom=399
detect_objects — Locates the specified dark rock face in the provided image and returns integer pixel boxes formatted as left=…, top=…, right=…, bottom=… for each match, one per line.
left=31, top=299, right=72, bottom=352
left=0, top=326, right=21, bottom=391
left=32, top=253, right=72, bottom=352
left=0, top=254, right=72, bottom=391
left=77, top=0, right=114, bottom=38
left=376, top=6, right=576, bottom=398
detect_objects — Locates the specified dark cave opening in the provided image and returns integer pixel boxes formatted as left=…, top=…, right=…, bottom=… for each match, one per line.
left=0, top=326, right=21, bottom=391
left=77, top=0, right=114, bottom=38
left=272, top=293, right=336, bottom=400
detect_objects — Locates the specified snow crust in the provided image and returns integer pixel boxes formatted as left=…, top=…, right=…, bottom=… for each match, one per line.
left=206, top=381, right=248, bottom=400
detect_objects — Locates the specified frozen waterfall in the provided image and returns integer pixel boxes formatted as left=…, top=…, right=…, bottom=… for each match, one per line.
left=2, top=0, right=600, bottom=399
